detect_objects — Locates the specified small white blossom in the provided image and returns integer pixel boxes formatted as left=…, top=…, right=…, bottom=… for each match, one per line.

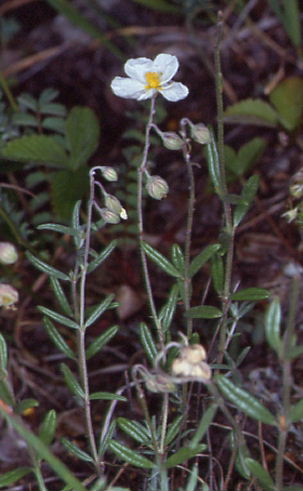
left=0, top=284, right=19, bottom=308
left=111, top=53, right=189, bottom=102
left=0, top=243, right=18, bottom=265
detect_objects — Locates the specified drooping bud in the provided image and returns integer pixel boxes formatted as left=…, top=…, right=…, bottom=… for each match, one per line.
left=0, top=243, right=18, bottom=265
left=146, top=175, right=169, bottom=200
left=100, top=166, right=118, bottom=182
left=179, top=344, right=207, bottom=364
left=104, top=194, right=127, bottom=220
left=0, top=284, right=19, bottom=308
left=189, top=123, right=211, bottom=145
left=100, top=208, right=121, bottom=224
left=161, top=132, right=184, bottom=150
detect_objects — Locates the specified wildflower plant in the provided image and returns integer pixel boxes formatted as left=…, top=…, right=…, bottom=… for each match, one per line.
left=0, top=39, right=303, bottom=491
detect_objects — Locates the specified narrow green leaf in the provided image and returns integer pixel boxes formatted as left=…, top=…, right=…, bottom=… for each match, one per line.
left=0, top=467, right=32, bottom=487
left=0, top=333, right=8, bottom=371
left=12, top=112, right=38, bottom=127
left=184, top=463, right=199, bottom=491
left=189, top=244, right=221, bottom=277
left=90, top=392, right=127, bottom=401
left=159, top=284, right=179, bottom=333
left=40, top=102, right=66, bottom=117
left=87, top=240, right=117, bottom=273
left=165, top=446, right=205, bottom=469
left=0, top=380, right=15, bottom=407
left=165, top=414, right=184, bottom=446
left=39, top=409, right=57, bottom=445
left=37, top=223, right=75, bottom=235
left=231, top=287, right=270, bottom=301
left=61, top=437, right=94, bottom=463
left=245, top=458, right=275, bottom=491
left=139, top=323, right=157, bottom=365
left=99, top=420, right=116, bottom=456
left=43, top=317, right=75, bottom=359
left=49, top=277, right=73, bottom=317
left=171, top=244, right=185, bottom=273
left=117, top=417, right=151, bottom=444
left=216, top=375, right=276, bottom=425
left=86, top=325, right=119, bottom=360
left=60, top=363, right=84, bottom=399
left=16, top=398, right=39, bottom=414
left=186, top=305, right=223, bottom=319
left=142, top=241, right=181, bottom=278
left=189, top=403, right=218, bottom=448
left=26, top=251, right=69, bottom=281
left=211, top=254, right=224, bottom=294
left=1, top=134, right=68, bottom=167
left=290, top=399, right=303, bottom=423
left=85, top=294, right=115, bottom=328
left=39, top=88, right=60, bottom=104
left=0, top=406, right=86, bottom=490
left=265, top=297, right=282, bottom=355
left=131, top=0, right=179, bottom=13
left=38, top=306, right=79, bottom=330
left=205, top=134, right=221, bottom=192
left=65, top=106, right=100, bottom=170
left=109, top=440, right=154, bottom=469
left=18, top=93, right=38, bottom=111
left=233, top=174, right=259, bottom=226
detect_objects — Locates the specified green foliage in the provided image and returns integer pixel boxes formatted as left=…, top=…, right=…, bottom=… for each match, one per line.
left=267, top=0, right=301, bottom=49
left=225, top=138, right=266, bottom=179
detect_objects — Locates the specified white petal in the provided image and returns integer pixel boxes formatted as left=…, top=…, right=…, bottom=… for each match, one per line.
left=111, top=77, right=146, bottom=99
left=124, top=57, right=153, bottom=83
left=161, top=82, right=189, bottom=101
left=137, top=88, right=157, bottom=100
left=152, top=53, right=179, bottom=83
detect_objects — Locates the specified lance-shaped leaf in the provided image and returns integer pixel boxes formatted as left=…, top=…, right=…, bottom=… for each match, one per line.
left=141, top=241, right=181, bottom=278
left=189, top=403, right=218, bottom=448
left=139, top=323, right=157, bottom=365
left=39, top=409, right=57, bottom=446
left=0, top=468, right=32, bottom=488
left=90, top=392, right=127, bottom=402
left=86, top=325, right=119, bottom=360
left=186, top=305, right=222, bottom=319
left=290, top=399, right=303, bottom=423
left=26, top=251, right=69, bottom=281
left=233, top=174, right=259, bottom=226
left=216, top=375, right=276, bottom=425
left=61, top=437, right=94, bottom=463
left=0, top=333, right=8, bottom=372
left=205, top=132, right=221, bottom=193
left=60, top=363, right=84, bottom=399
left=49, top=277, right=73, bottom=317
left=109, top=440, right=154, bottom=469
left=85, top=294, right=115, bottom=328
left=211, top=254, right=224, bottom=295
left=189, top=244, right=221, bottom=278
left=165, top=414, right=184, bottom=446
left=171, top=244, right=185, bottom=274
left=87, top=240, right=117, bottom=273
left=245, top=458, right=275, bottom=491
left=159, top=284, right=179, bottom=333
left=165, top=446, right=205, bottom=469
left=38, top=306, right=79, bottom=330
left=99, top=420, right=116, bottom=456
left=117, top=417, right=151, bottom=444
left=16, top=398, right=39, bottom=415
left=265, top=297, right=282, bottom=356
left=231, top=287, right=270, bottom=301
left=43, top=317, right=75, bottom=359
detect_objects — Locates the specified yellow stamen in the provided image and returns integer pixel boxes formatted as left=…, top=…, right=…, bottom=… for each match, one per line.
left=145, top=71, right=161, bottom=89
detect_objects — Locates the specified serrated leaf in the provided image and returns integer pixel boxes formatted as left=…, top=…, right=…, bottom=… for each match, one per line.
left=117, top=417, right=151, bottom=444
left=108, top=440, right=154, bottom=469
left=60, top=363, right=84, bottom=399
left=231, top=287, right=270, bottom=301
left=139, top=323, right=157, bottom=365
left=26, top=251, right=69, bottom=281
left=269, top=76, right=303, bottom=131
left=1, top=135, right=68, bottom=167
left=245, top=458, right=275, bottom=490
left=0, top=467, right=32, bottom=487
left=186, top=305, right=223, bottom=319
left=65, top=106, right=100, bottom=170
left=49, top=277, right=73, bottom=317
left=38, top=306, right=79, bottom=330
left=87, top=240, right=117, bottom=273
left=90, top=392, right=127, bottom=401
left=50, top=167, right=89, bottom=221
left=86, top=325, right=119, bottom=359
left=290, top=399, right=303, bottom=423
left=43, top=317, right=75, bottom=359
left=85, top=294, right=115, bottom=328
left=165, top=446, right=205, bottom=468
left=61, top=437, right=94, bottom=463
left=142, top=241, right=181, bottom=278
left=39, top=409, right=57, bottom=445
left=189, top=244, right=221, bottom=277
left=265, top=297, right=282, bottom=355
left=225, top=99, right=278, bottom=127
left=216, top=375, right=276, bottom=425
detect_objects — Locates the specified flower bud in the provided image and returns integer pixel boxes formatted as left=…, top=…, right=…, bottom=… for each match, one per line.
left=0, top=242, right=18, bottom=265
left=100, top=166, right=118, bottom=182
left=100, top=208, right=121, bottom=224
left=180, top=344, right=207, bottom=364
left=105, top=194, right=123, bottom=215
left=146, top=175, right=169, bottom=200
left=161, top=132, right=184, bottom=150
left=190, top=123, right=211, bottom=145
left=0, top=284, right=19, bottom=308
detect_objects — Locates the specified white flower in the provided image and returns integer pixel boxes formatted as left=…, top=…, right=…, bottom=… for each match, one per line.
left=111, top=53, right=189, bottom=102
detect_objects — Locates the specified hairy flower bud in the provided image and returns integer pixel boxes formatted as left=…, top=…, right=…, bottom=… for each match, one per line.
left=146, top=175, right=169, bottom=200
left=0, top=242, right=18, bottom=265
left=190, top=123, right=211, bottom=145
left=161, top=132, right=184, bottom=150
left=100, top=208, right=121, bottom=224
left=100, top=166, right=118, bottom=182
left=0, top=284, right=19, bottom=308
